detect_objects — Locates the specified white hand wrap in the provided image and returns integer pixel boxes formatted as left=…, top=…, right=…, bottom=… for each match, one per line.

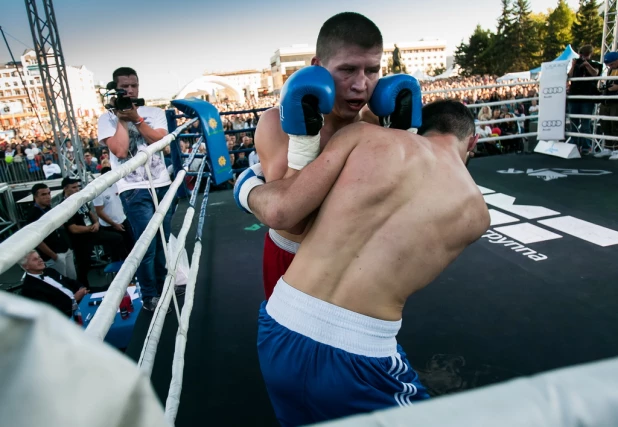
left=288, top=133, right=321, bottom=170
left=408, top=128, right=418, bottom=134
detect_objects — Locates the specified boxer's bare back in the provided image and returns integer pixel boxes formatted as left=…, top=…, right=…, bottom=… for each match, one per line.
left=279, top=123, right=490, bottom=321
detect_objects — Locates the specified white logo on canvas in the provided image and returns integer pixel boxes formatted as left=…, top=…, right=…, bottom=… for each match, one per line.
left=478, top=185, right=618, bottom=261
left=497, top=168, right=612, bottom=181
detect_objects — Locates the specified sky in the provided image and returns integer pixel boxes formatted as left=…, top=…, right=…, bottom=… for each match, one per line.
left=1, top=0, right=581, bottom=99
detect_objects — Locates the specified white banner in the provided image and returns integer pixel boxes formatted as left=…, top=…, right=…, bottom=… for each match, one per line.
left=0, top=101, right=24, bottom=115
left=537, top=60, right=569, bottom=141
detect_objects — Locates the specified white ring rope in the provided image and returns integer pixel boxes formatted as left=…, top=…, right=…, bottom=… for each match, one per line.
left=144, top=159, right=182, bottom=325
left=138, top=154, right=210, bottom=377
left=567, top=113, right=618, bottom=121
left=478, top=132, right=538, bottom=143
left=0, top=118, right=197, bottom=275
left=164, top=178, right=210, bottom=426
left=423, top=80, right=539, bottom=95
left=85, top=169, right=186, bottom=340
left=137, top=191, right=192, bottom=376
left=476, top=116, right=533, bottom=126
left=469, top=97, right=539, bottom=109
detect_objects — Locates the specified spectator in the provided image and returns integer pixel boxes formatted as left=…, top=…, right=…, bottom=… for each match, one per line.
left=27, top=183, right=77, bottom=280
left=249, top=150, right=260, bottom=166
left=93, top=166, right=134, bottom=258
left=83, top=150, right=98, bottom=173
left=19, top=250, right=89, bottom=318
left=568, top=45, right=602, bottom=154
left=42, top=156, right=62, bottom=179
left=62, top=177, right=124, bottom=288
left=598, top=51, right=618, bottom=160
left=97, top=67, right=179, bottom=312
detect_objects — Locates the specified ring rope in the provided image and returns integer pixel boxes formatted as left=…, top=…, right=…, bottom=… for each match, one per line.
left=0, top=118, right=197, bottom=275
left=85, top=168, right=187, bottom=340
left=144, top=159, right=182, bottom=324
left=477, top=132, right=539, bottom=143
left=567, top=113, right=618, bottom=122
left=423, top=81, right=539, bottom=95
left=164, top=177, right=211, bottom=426
left=137, top=155, right=210, bottom=376
left=469, top=97, right=539, bottom=109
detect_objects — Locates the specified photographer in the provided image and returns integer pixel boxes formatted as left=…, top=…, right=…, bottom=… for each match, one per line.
left=568, top=45, right=602, bottom=154
left=97, top=67, right=180, bottom=313
left=597, top=52, right=618, bottom=160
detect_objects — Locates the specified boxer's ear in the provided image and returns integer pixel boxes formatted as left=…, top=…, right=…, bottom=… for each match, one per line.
left=467, top=134, right=479, bottom=152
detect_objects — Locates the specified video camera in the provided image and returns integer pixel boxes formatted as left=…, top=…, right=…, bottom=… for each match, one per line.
left=104, top=81, right=145, bottom=111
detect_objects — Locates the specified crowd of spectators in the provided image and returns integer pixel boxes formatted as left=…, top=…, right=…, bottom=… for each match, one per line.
left=6, top=68, right=618, bottom=185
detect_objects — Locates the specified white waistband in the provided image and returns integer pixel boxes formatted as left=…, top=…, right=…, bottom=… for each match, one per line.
left=266, top=277, right=401, bottom=358
left=268, top=229, right=299, bottom=254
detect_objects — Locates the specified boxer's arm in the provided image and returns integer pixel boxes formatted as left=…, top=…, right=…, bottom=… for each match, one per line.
left=248, top=123, right=368, bottom=230
left=254, top=107, right=289, bottom=183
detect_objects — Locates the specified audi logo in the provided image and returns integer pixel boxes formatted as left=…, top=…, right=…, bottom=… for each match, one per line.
left=542, top=87, right=564, bottom=95
left=542, top=120, right=563, bottom=127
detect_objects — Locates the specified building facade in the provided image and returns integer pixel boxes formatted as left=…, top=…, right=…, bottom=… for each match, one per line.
left=381, top=40, right=447, bottom=75
left=270, top=44, right=315, bottom=92
left=0, top=49, right=101, bottom=127
left=269, top=40, right=448, bottom=90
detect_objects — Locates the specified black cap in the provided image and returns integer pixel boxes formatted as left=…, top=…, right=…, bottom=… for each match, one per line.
left=61, top=177, right=80, bottom=188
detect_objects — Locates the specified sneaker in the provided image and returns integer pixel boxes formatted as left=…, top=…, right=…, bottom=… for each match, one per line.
left=609, top=151, right=618, bottom=160
left=174, top=285, right=186, bottom=297
left=142, top=297, right=171, bottom=314
left=594, top=148, right=613, bottom=158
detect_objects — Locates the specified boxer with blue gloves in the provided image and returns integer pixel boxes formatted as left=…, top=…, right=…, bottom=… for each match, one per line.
left=235, top=12, right=385, bottom=301
left=369, top=73, right=423, bottom=131
left=249, top=96, right=486, bottom=427
left=233, top=65, right=334, bottom=213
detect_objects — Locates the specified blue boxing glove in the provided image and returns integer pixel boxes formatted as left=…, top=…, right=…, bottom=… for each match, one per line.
left=280, top=65, right=335, bottom=170
left=369, top=74, right=422, bottom=131
left=233, top=163, right=265, bottom=214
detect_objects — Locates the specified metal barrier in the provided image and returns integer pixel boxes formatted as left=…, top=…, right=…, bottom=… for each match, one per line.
left=0, top=158, right=47, bottom=184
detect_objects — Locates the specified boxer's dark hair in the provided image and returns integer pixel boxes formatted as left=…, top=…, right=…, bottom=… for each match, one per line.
left=113, top=67, right=138, bottom=83
left=316, top=12, right=383, bottom=63
left=418, top=100, right=475, bottom=142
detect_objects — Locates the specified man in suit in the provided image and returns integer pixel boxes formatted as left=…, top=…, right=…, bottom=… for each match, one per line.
left=20, top=250, right=89, bottom=318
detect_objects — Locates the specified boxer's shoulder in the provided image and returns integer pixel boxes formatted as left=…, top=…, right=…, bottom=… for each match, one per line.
left=255, top=107, right=285, bottom=141
left=254, top=106, right=289, bottom=181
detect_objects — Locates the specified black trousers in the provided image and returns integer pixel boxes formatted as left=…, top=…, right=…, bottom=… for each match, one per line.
left=70, top=228, right=124, bottom=288
left=101, top=219, right=135, bottom=259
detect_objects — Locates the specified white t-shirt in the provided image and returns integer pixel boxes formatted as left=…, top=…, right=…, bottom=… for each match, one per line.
left=93, top=183, right=126, bottom=227
left=249, top=150, right=259, bottom=166
left=97, top=106, right=171, bottom=194
left=43, top=163, right=61, bottom=178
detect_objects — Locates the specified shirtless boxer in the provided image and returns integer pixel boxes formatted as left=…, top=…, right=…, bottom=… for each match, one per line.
left=244, top=99, right=490, bottom=426
left=244, top=12, right=384, bottom=299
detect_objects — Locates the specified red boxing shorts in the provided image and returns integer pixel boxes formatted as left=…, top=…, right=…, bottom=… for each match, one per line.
left=262, top=229, right=299, bottom=300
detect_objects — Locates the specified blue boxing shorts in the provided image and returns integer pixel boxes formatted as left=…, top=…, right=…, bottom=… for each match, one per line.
left=257, top=277, right=429, bottom=427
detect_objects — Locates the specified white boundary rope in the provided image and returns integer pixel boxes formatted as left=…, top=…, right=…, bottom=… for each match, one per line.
left=164, top=178, right=210, bottom=425
left=138, top=150, right=210, bottom=377
left=85, top=170, right=186, bottom=340
left=0, top=119, right=197, bottom=275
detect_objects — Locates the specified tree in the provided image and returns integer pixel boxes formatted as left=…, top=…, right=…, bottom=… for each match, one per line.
left=530, top=12, right=550, bottom=61
left=454, top=26, right=495, bottom=76
left=544, top=0, right=576, bottom=61
left=572, top=0, right=604, bottom=59
left=491, top=0, right=517, bottom=74
left=509, top=0, right=539, bottom=71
